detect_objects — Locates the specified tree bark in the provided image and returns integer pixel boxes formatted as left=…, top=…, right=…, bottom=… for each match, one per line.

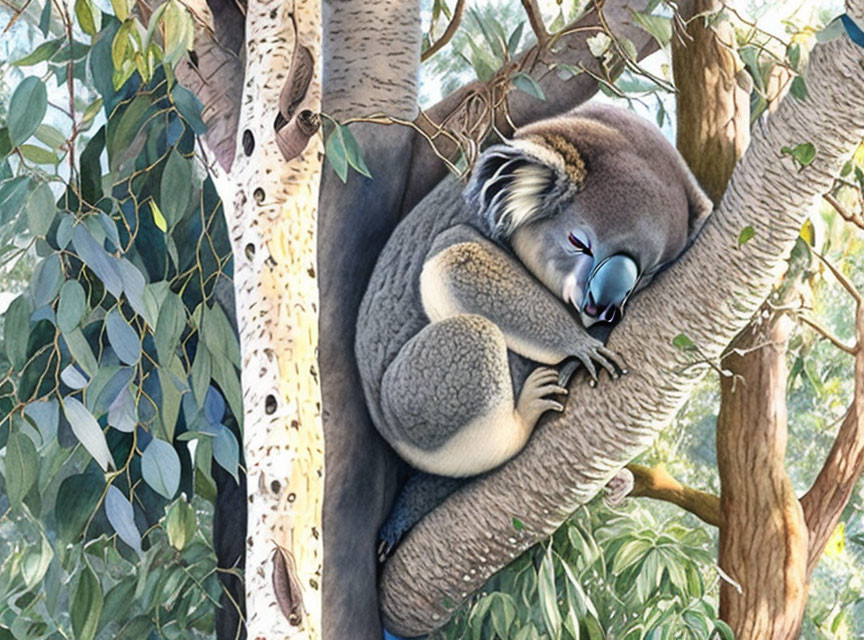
left=627, top=464, right=721, bottom=526
left=717, top=314, right=809, bottom=639
left=317, top=2, right=421, bottom=639
left=222, top=0, right=326, bottom=636
left=171, top=0, right=245, bottom=171
left=379, top=10, right=864, bottom=635
left=671, top=0, right=750, bottom=204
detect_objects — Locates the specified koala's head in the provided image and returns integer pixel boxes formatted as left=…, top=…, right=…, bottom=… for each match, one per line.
left=465, top=104, right=712, bottom=327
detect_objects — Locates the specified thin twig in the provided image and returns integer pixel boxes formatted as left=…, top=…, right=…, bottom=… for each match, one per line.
left=2, top=0, right=31, bottom=34
left=824, top=192, right=864, bottom=231
left=814, top=251, right=863, bottom=306
left=798, top=314, right=858, bottom=355
left=421, top=0, right=466, bottom=62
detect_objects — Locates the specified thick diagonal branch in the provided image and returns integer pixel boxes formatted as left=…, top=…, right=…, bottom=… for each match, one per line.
left=380, top=20, right=864, bottom=637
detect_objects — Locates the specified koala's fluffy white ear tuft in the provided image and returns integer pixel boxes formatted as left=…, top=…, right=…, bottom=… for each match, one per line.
left=465, top=145, right=556, bottom=240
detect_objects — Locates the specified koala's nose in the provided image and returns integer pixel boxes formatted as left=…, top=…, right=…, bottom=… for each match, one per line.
left=580, top=292, right=620, bottom=327
left=579, top=254, right=638, bottom=327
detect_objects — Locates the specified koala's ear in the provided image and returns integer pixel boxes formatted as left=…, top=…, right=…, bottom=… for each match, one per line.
left=684, top=173, right=714, bottom=245
left=465, top=145, right=556, bottom=240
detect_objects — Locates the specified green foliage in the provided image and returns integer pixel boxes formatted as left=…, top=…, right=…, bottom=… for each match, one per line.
left=0, top=2, right=238, bottom=637
left=435, top=504, right=724, bottom=640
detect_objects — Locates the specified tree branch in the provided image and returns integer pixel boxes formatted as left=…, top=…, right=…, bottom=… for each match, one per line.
left=380, top=18, right=864, bottom=637
left=800, top=303, right=864, bottom=574
left=421, top=0, right=466, bottom=62
left=519, top=0, right=548, bottom=45
left=626, top=464, right=721, bottom=526
left=400, top=0, right=699, bottom=214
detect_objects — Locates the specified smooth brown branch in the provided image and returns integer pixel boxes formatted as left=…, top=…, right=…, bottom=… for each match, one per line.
left=520, top=0, right=549, bottom=46
left=421, top=0, right=466, bottom=62
left=626, top=464, right=722, bottom=526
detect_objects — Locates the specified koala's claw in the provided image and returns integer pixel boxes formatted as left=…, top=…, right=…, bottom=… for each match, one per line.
left=568, top=342, right=627, bottom=386
left=517, top=367, right=568, bottom=426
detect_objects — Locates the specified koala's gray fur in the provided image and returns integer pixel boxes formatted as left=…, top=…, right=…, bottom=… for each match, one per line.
left=356, top=103, right=711, bottom=479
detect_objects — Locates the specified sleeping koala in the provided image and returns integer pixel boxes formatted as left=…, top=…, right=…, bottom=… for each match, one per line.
left=357, top=103, right=711, bottom=479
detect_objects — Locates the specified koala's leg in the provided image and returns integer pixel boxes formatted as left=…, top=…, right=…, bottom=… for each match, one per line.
left=379, top=314, right=567, bottom=477
left=377, top=472, right=466, bottom=560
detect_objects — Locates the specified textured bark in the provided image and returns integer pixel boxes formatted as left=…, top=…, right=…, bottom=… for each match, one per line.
left=717, top=314, right=809, bottom=639
left=627, top=464, right=721, bottom=526
left=380, top=14, right=864, bottom=635
left=173, top=0, right=244, bottom=171
left=671, top=0, right=750, bottom=204
left=401, top=0, right=698, bottom=214
left=322, top=0, right=420, bottom=120
left=223, top=0, right=325, bottom=636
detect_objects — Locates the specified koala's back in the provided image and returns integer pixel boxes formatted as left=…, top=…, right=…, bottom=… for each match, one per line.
left=356, top=176, right=475, bottom=433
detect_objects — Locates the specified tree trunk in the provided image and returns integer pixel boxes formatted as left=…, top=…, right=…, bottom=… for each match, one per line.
left=223, top=0, right=325, bottom=636
left=380, top=9, right=864, bottom=634
left=671, top=0, right=750, bottom=204
left=717, top=314, right=809, bottom=639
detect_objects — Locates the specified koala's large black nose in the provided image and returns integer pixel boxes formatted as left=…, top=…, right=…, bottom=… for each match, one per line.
left=579, top=254, right=639, bottom=326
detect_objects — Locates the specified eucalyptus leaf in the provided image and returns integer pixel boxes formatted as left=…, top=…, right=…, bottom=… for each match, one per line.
left=5, top=294, right=33, bottom=370
left=56, top=473, right=104, bottom=542
left=57, top=279, right=86, bottom=333
left=7, top=77, right=48, bottom=146
left=212, top=423, right=239, bottom=482
left=108, top=387, right=137, bottom=432
left=62, top=397, right=114, bottom=470
left=4, top=428, right=39, bottom=509
left=72, top=223, right=123, bottom=297
left=105, top=485, right=142, bottom=555
left=171, top=84, right=207, bottom=135
left=12, top=40, right=63, bottom=66
left=26, top=181, right=57, bottom=236
left=71, top=565, right=103, bottom=640
left=105, top=308, right=141, bottom=365
left=160, top=149, right=192, bottom=227
left=141, top=437, right=181, bottom=499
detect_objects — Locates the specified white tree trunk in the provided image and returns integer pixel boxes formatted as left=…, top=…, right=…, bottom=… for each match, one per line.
left=379, top=7, right=864, bottom=635
left=220, top=0, right=325, bottom=637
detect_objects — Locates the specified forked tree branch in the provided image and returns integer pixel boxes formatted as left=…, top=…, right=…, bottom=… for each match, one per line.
left=380, top=9, right=864, bottom=635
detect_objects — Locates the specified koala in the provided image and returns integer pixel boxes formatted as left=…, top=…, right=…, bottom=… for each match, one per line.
left=356, top=103, right=711, bottom=484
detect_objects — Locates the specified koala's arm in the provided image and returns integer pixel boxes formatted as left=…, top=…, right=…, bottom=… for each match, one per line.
left=420, top=225, right=622, bottom=378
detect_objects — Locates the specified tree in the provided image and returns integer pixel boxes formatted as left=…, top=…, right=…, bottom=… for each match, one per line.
left=2, top=1, right=864, bottom=640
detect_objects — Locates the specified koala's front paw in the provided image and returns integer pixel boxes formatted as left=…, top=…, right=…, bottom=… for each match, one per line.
left=569, top=336, right=627, bottom=386
left=603, top=468, right=635, bottom=507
